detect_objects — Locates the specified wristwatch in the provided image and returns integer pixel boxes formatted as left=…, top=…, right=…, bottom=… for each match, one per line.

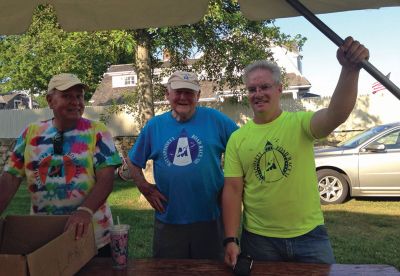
left=223, top=237, right=240, bottom=247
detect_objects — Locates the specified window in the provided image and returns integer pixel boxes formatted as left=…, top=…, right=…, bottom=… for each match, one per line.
left=372, top=129, right=400, bottom=150
left=112, top=75, right=137, bottom=88
left=124, top=76, right=135, bottom=86
left=13, top=99, right=23, bottom=109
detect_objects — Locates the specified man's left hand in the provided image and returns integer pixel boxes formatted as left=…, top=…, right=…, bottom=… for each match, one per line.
left=337, top=36, right=369, bottom=70
left=64, top=209, right=92, bottom=240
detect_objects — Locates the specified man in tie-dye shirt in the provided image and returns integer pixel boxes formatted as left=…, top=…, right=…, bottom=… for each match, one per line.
left=0, top=73, right=121, bottom=256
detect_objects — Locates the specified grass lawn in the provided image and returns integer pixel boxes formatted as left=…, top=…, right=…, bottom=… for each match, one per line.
left=4, top=179, right=400, bottom=270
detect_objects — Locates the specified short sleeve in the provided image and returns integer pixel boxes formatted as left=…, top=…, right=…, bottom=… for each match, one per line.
left=223, top=131, right=243, bottom=177
left=299, top=111, right=316, bottom=140
left=93, top=122, right=122, bottom=169
left=128, top=122, right=151, bottom=169
left=219, top=111, right=239, bottom=147
left=4, top=126, right=29, bottom=178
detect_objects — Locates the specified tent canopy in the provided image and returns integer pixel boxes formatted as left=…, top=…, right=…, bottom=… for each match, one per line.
left=0, top=0, right=399, bottom=35
left=0, top=0, right=399, bottom=98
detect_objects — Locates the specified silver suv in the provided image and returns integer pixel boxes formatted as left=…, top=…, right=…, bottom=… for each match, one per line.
left=315, top=122, right=400, bottom=204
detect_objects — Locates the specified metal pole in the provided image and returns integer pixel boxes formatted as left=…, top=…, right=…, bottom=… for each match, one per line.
left=286, top=0, right=400, bottom=100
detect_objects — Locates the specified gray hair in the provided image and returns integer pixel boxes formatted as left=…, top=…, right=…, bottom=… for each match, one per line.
left=243, top=60, right=282, bottom=85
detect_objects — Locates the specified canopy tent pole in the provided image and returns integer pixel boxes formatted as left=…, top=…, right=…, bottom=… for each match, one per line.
left=286, top=0, right=400, bottom=100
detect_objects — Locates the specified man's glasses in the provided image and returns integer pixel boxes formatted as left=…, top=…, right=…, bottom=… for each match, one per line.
left=247, top=83, right=275, bottom=94
left=53, top=131, right=64, bottom=155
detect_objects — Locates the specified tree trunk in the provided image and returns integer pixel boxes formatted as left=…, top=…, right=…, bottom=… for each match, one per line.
left=134, top=29, right=154, bottom=128
left=134, top=30, right=155, bottom=203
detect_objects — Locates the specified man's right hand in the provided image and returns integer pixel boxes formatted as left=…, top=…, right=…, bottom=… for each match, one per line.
left=224, top=242, right=240, bottom=268
left=138, top=183, right=167, bottom=213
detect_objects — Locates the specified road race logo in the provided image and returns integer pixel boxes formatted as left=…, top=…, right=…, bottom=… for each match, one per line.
left=253, top=140, right=292, bottom=183
left=163, top=129, right=203, bottom=167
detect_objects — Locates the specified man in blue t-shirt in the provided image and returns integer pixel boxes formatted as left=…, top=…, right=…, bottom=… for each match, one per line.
left=128, top=71, right=238, bottom=259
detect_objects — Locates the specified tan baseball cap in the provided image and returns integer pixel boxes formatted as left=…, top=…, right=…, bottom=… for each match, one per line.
left=167, top=71, right=200, bottom=92
left=47, top=73, right=87, bottom=94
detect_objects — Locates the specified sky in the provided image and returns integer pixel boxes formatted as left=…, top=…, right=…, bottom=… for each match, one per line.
left=274, top=7, right=400, bottom=96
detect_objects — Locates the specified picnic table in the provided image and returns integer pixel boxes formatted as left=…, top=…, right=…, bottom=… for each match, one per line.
left=77, top=257, right=400, bottom=275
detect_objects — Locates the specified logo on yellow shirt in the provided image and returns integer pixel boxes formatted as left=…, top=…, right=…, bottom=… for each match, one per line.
left=253, top=141, right=292, bottom=182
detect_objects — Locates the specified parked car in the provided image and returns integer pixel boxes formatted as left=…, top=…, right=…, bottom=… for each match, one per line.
left=315, top=122, right=400, bottom=204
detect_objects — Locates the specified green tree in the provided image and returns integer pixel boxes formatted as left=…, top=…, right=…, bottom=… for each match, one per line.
left=34, top=94, right=48, bottom=108
left=119, top=0, right=305, bottom=127
left=0, top=5, right=135, bottom=100
left=0, top=1, right=305, bottom=128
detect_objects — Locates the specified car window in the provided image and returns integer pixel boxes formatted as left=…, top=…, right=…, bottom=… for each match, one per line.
left=338, top=125, right=392, bottom=148
left=370, top=129, right=400, bottom=149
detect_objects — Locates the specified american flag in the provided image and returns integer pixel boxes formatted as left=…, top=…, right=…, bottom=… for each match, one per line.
left=372, top=73, right=391, bottom=94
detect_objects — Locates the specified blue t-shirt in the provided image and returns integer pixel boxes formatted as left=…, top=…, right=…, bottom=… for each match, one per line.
left=129, top=107, right=238, bottom=224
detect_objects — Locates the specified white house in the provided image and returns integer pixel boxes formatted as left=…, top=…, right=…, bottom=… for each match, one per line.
left=89, top=45, right=315, bottom=106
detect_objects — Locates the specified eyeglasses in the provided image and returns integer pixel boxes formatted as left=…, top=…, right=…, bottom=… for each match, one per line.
left=53, top=131, right=64, bottom=155
left=247, top=83, right=275, bottom=94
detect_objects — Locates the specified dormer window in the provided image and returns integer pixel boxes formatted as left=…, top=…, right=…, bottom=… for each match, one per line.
left=112, top=74, right=137, bottom=88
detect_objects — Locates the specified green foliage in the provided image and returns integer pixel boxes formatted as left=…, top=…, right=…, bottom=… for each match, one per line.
left=147, top=0, right=306, bottom=99
left=112, top=0, right=307, bottom=123
left=34, top=94, right=49, bottom=108
left=0, top=4, right=135, bottom=100
left=0, top=0, right=305, bottom=110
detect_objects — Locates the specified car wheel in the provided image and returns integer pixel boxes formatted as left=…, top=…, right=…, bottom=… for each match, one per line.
left=317, top=169, right=349, bottom=205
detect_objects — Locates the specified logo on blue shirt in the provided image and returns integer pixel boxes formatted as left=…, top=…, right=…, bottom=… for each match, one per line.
left=163, top=129, right=203, bottom=166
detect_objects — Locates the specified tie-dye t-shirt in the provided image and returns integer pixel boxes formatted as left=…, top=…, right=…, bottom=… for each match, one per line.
left=4, top=117, right=121, bottom=248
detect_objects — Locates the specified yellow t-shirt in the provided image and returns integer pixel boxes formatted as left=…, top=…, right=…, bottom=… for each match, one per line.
left=224, top=111, right=324, bottom=238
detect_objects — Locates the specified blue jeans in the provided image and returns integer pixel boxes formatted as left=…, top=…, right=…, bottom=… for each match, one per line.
left=241, top=225, right=335, bottom=264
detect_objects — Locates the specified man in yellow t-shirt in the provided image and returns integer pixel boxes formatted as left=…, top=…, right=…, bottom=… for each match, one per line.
left=222, top=36, right=369, bottom=267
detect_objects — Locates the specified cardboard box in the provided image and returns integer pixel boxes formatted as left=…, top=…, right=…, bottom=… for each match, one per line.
left=0, top=215, right=97, bottom=276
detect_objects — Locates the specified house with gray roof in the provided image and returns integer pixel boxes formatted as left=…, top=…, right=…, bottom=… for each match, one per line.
left=90, top=46, right=315, bottom=106
left=0, top=92, right=39, bottom=110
